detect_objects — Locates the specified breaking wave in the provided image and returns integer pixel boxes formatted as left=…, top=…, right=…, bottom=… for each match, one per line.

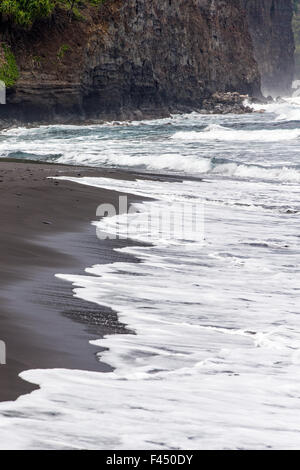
left=172, top=124, right=300, bottom=142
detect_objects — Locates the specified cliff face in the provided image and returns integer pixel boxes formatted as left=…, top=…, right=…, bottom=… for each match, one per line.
left=242, top=0, right=295, bottom=97
left=0, top=0, right=261, bottom=124
left=81, top=0, right=261, bottom=119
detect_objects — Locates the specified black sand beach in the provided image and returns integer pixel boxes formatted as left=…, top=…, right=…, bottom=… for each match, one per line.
left=0, top=162, right=145, bottom=402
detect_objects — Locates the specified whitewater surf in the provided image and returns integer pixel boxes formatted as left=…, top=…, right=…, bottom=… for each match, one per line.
left=0, top=99, right=299, bottom=449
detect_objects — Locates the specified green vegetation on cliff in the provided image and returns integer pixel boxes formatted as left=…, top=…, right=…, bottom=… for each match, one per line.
left=0, top=44, right=19, bottom=87
left=0, top=0, right=105, bottom=28
left=293, top=0, right=300, bottom=12
left=0, top=1, right=54, bottom=26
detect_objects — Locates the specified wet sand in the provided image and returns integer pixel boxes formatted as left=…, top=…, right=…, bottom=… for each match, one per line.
left=0, top=162, right=145, bottom=402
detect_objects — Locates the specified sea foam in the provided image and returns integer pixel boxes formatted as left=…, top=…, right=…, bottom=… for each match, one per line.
left=0, top=100, right=300, bottom=449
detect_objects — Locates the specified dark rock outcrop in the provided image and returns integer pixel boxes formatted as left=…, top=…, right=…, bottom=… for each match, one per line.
left=201, top=91, right=253, bottom=114
left=0, top=0, right=261, bottom=125
left=242, top=0, right=295, bottom=97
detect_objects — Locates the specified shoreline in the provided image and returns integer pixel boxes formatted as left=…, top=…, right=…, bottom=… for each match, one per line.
left=0, top=161, right=147, bottom=402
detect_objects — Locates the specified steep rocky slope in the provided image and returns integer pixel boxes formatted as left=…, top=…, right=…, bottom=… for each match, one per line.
left=0, top=0, right=261, bottom=124
left=242, top=0, right=295, bottom=96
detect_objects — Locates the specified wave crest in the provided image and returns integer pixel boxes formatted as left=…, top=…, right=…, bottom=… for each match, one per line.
left=172, top=124, right=300, bottom=142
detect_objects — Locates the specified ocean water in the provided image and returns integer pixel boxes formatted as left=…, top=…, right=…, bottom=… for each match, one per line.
left=0, top=98, right=299, bottom=449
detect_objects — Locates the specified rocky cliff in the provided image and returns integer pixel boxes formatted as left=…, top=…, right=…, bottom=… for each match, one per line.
left=293, top=7, right=300, bottom=78
left=242, top=0, right=295, bottom=97
left=0, top=0, right=261, bottom=124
